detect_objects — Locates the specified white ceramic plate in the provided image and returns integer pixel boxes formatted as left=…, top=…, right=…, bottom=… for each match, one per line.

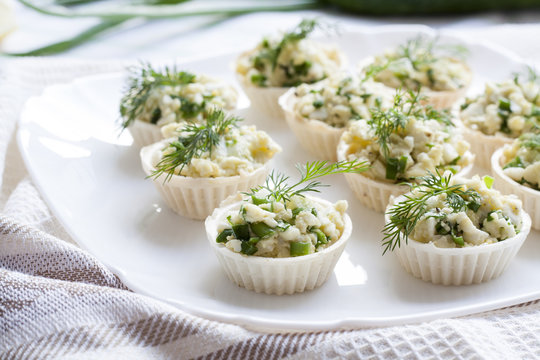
left=18, top=26, right=540, bottom=332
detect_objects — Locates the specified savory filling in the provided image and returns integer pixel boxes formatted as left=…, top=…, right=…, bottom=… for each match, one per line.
left=292, top=74, right=394, bottom=128
left=341, top=91, right=472, bottom=182
left=501, top=133, right=540, bottom=190
left=384, top=173, right=523, bottom=251
left=362, top=36, right=470, bottom=92
left=460, top=75, right=540, bottom=137
left=150, top=110, right=281, bottom=179
left=216, top=193, right=347, bottom=257
left=236, top=19, right=342, bottom=88
left=120, top=65, right=237, bottom=129
left=214, top=160, right=367, bottom=257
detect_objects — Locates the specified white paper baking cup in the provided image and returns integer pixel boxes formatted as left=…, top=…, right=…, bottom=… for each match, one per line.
left=279, top=88, right=344, bottom=161
left=205, top=196, right=352, bottom=295
left=423, top=85, right=469, bottom=110
left=336, top=139, right=474, bottom=213
left=237, top=76, right=288, bottom=119
left=140, top=140, right=271, bottom=220
left=128, top=119, right=163, bottom=147
left=385, top=194, right=531, bottom=285
left=492, top=148, right=540, bottom=230
left=460, top=125, right=513, bottom=170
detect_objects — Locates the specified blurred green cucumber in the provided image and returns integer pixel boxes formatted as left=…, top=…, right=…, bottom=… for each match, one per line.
left=323, top=0, right=540, bottom=15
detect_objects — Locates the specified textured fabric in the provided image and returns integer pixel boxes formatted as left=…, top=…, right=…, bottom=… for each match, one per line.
left=1, top=54, right=540, bottom=360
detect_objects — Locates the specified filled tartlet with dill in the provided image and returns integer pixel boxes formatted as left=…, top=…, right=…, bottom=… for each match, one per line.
left=337, top=90, right=474, bottom=212
left=383, top=172, right=531, bottom=285
left=492, top=133, right=540, bottom=230
left=359, top=35, right=471, bottom=109
left=140, top=109, right=281, bottom=220
left=459, top=68, right=540, bottom=168
left=120, top=64, right=238, bottom=147
left=235, top=19, right=345, bottom=118
left=205, top=160, right=366, bottom=295
left=278, top=72, right=394, bottom=160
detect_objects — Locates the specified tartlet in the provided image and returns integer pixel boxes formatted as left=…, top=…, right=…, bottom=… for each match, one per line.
left=140, top=111, right=281, bottom=220
left=358, top=36, right=472, bottom=110
left=205, top=193, right=352, bottom=295
left=384, top=174, right=531, bottom=285
left=279, top=73, right=394, bottom=160
left=459, top=75, right=540, bottom=168
left=235, top=19, right=344, bottom=119
left=491, top=133, right=540, bottom=230
left=337, top=91, right=474, bottom=212
left=120, top=65, right=238, bottom=147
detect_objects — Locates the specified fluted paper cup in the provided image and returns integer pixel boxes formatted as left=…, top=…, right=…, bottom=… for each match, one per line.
left=492, top=148, right=540, bottom=230
left=141, top=140, right=271, bottom=220
left=337, top=140, right=474, bottom=213
left=279, top=88, right=344, bottom=161
left=461, top=126, right=512, bottom=169
left=128, top=119, right=163, bottom=147
left=385, top=193, right=531, bottom=285
left=205, top=196, right=352, bottom=295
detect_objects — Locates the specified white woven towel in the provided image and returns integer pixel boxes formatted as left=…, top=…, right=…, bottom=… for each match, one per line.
left=1, top=58, right=540, bottom=360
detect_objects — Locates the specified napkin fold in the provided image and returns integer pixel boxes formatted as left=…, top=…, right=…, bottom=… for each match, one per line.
left=1, top=57, right=539, bottom=360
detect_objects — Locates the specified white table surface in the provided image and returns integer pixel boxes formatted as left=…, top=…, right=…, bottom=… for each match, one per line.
left=3, top=2, right=540, bottom=62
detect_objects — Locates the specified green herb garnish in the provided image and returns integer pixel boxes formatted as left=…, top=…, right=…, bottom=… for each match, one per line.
left=120, top=64, right=197, bottom=129
left=368, top=89, right=452, bottom=168
left=247, top=160, right=369, bottom=204
left=150, top=109, right=239, bottom=181
left=382, top=171, right=481, bottom=254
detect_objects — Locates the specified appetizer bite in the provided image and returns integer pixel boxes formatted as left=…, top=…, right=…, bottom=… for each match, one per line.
left=236, top=19, right=344, bottom=118
left=337, top=90, right=474, bottom=212
left=460, top=68, right=540, bottom=168
left=140, top=110, right=281, bottom=220
left=492, top=133, right=540, bottom=229
left=360, top=35, right=471, bottom=109
left=120, top=64, right=238, bottom=146
left=384, top=172, right=531, bottom=285
left=205, top=160, right=367, bottom=295
left=279, top=73, right=394, bottom=160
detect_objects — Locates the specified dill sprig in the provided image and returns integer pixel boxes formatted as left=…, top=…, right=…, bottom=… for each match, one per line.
left=368, top=89, right=453, bottom=160
left=512, top=66, right=540, bottom=85
left=247, top=160, right=369, bottom=204
left=382, top=171, right=481, bottom=254
left=268, top=18, right=319, bottom=70
left=150, top=109, right=239, bottom=182
left=120, top=63, right=197, bottom=129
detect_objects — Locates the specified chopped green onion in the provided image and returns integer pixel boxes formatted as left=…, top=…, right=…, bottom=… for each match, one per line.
left=467, top=201, right=481, bottom=212
left=249, top=237, right=261, bottom=244
left=452, top=235, right=464, bottom=247
left=241, top=241, right=258, bottom=255
left=249, top=222, right=275, bottom=239
left=216, top=229, right=233, bottom=243
left=385, top=155, right=408, bottom=180
left=499, top=98, right=512, bottom=112
left=313, top=100, right=324, bottom=109
left=311, top=208, right=318, bottom=216
left=483, top=175, right=494, bottom=189
left=503, top=156, right=525, bottom=169
left=290, top=241, right=311, bottom=257
left=311, top=228, right=328, bottom=245
left=232, top=224, right=250, bottom=241
left=292, top=207, right=303, bottom=219
left=251, top=195, right=268, bottom=205
left=435, top=222, right=450, bottom=235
